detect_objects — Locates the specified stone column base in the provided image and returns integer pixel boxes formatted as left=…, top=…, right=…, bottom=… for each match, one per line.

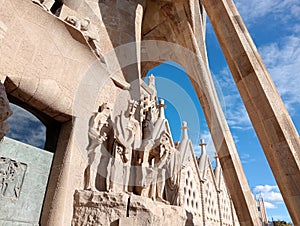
left=72, top=190, right=187, bottom=226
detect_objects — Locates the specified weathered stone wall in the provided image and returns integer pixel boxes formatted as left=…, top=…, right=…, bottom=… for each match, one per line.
left=72, top=190, right=187, bottom=226
left=0, top=0, right=269, bottom=225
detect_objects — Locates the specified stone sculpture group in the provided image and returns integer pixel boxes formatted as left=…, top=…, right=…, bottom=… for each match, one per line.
left=84, top=76, right=181, bottom=205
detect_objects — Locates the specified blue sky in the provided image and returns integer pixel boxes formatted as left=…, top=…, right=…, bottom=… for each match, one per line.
left=146, top=0, right=300, bottom=222
left=5, top=0, right=299, bottom=223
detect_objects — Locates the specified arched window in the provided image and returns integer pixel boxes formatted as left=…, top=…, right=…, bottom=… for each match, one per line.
left=5, top=97, right=60, bottom=152
left=6, top=104, right=46, bottom=149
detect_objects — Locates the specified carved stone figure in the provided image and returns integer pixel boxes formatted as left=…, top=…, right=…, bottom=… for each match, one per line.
left=0, top=157, right=26, bottom=199
left=65, top=16, right=104, bottom=62
left=148, top=132, right=172, bottom=203
left=138, top=108, right=155, bottom=167
left=0, top=82, right=12, bottom=141
left=84, top=103, right=111, bottom=191
left=146, top=131, right=180, bottom=205
left=140, top=93, right=158, bottom=126
left=164, top=144, right=181, bottom=205
left=110, top=100, right=140, bottom=193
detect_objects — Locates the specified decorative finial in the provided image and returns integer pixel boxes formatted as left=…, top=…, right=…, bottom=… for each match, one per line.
left=199, top=138, right=207, bottom=155
left=181, top=121, right=189, bottom=139
left=148, top=74, right=156, bottom=86
left=158, top=99, right=166, bottom=118
left=200, top=138, right=206, bottom=147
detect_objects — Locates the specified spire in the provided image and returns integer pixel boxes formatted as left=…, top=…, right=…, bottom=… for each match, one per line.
left=181, top=121, right=189, bottom=140
left=158, top=99, right=166, bottom=119
left=198, top=138, right=208, bottom=179
left=148, top=74, right=157, bottom=98
left=199, top=138, right=207, bottom=155
left=148, top=74, right=155, bottom=88
left=214, top=153, right=221, bottom=189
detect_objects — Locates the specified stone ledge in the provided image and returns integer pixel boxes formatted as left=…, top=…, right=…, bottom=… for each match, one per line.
left=72, top=190, right=187, bottom=226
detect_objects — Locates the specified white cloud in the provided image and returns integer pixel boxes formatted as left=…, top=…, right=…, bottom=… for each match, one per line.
left=254, top=185, right=279, bottom=193
left=254, top=185, right=284, bottom=205
left=213, top=35, right=300, bottom=128
left=235, top=0, right=300, bottom=25
left=240, top=153, right=255, bottom=164
left=6, top=104, right=46, bottom=148
left=213, top=68, right=252, bottom=130
left=264, top=201, right=277, bottom=209
left=259, top=35, right=300, bottom=114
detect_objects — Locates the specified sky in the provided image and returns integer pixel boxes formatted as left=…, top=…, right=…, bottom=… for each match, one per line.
left=146, top=0, right=300, bottom=223
left=207, top=0, right=300, bottom=222
left=4, top=0, right=299, bottom=223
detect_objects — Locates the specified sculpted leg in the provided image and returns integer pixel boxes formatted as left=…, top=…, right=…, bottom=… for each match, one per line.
left=85, top=151, right=100, bottom=191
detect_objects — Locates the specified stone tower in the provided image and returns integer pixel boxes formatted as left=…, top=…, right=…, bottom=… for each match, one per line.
left=0, top=0, right=299, bottom=225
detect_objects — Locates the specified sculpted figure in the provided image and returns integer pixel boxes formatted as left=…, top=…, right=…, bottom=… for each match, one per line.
left=147, top=132, right=181, bottom=205
left=137, top=108, right=155, bottom=167
left=148, top=132, right=171, bottom=203
left=84, top=103, right=111, bottom=191
left=0, top=157, right=9, bottom=195
left=140, top=94, right=158, bottom=126
left=0, top=82, right=12, bottom=141
left=65, top=16, right=104, bottom=62
left=3, top=161, right=21, bottom=198
left=164, top=141, right=181, bottom=205
left=110, top=100, right=140, bottom=193
left=0, top=158, right=25, bottom=199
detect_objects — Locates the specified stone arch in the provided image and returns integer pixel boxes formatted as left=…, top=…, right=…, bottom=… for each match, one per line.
left=0, top=0, right=262, bottom=224
left=6, top=96, right=60, bottom=152
left=140, top=0, right=258, bottom=223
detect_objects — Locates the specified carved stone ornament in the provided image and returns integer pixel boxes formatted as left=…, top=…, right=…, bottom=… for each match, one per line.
left=65, top=16, right=105, bottom=62
left=83, top=77, right=181, bottom=205
left=110, top=100, right=140, bottom=193
left=0, top=157, right=27, bottom=199
left=84, top=103, right=111, bottom=191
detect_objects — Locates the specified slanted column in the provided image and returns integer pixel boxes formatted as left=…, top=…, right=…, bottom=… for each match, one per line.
left=201, top=0, right=300, bottom=224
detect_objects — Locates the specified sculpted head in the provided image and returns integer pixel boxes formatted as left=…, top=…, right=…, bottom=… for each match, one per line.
left=99, top=102, right=112, bottom=119
left=65, top=16, right=78, bottom=26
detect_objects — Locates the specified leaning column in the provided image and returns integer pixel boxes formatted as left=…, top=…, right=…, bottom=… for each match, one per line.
left=201, top=0, right=300, bottom=224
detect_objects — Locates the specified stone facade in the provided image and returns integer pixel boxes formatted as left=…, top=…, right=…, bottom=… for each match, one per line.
left=0, top=0, right=297, bottom=225
left=69, top=77, right=243, bottom=226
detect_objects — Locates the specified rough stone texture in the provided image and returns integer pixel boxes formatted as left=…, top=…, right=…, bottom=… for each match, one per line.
left=72, top=190, right=187, bottom=226
left=0, top=0, right=102, bottom=122
left=71, top=121, right=243, bottom=226
left=1, top=0, right=294, bottom=225
left=0, top=137, right=53, bottom=225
